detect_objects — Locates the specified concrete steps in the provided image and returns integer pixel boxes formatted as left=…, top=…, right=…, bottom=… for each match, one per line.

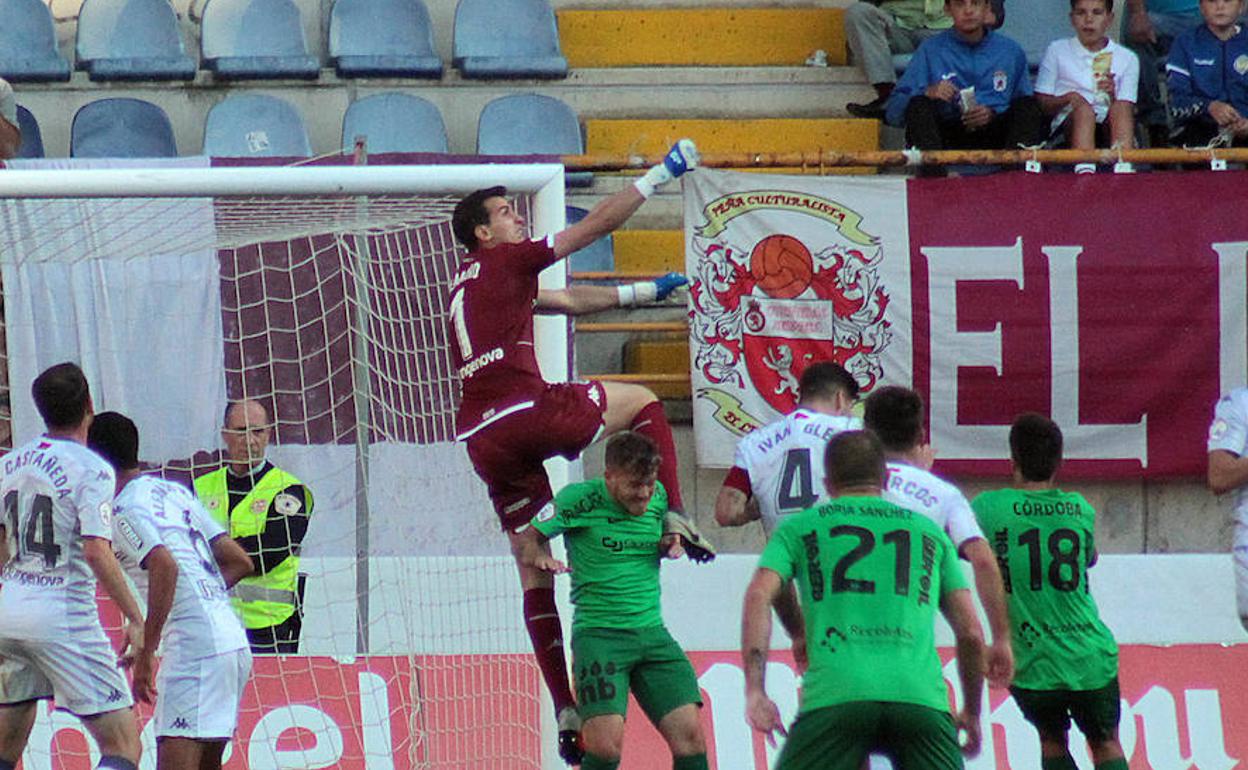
left=558, top=8, right=847, bottom=67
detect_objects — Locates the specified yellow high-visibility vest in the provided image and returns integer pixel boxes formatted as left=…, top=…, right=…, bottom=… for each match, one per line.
left=194, top=465, right=313, bottom=629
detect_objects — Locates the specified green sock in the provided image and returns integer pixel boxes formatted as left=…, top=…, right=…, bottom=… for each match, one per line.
left=673, top=754, right=709, bottom=770
left=1042, top=756, right=1078, bottom=770
left=1095, top=759, right=1129, bottom=770
left=581, top=753, right=620, bottom=770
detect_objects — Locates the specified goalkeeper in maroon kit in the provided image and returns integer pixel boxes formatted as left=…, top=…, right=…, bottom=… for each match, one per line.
left=448, top=139, right=714, bottom=765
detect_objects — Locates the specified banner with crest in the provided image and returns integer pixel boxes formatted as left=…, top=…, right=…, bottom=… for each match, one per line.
left=685, top=168, right=1248, bottom=478
left=685, top=170, right=913, bottom=467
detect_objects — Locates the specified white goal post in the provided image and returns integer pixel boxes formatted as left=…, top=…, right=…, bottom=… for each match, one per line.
left=0, top=162, right=576, bottom=770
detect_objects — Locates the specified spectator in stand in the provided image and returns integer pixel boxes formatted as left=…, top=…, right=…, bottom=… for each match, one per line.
left=1166, top=0, right=1248, bottom=146
left=885, top=0, right=1045, bottom=173
left=1036, top=0, right=1140, bottom=167
left=846, top=0, right=1005, bottom=120
left=0, top=78, right=19, bottom=160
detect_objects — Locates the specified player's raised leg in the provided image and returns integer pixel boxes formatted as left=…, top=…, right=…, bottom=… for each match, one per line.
left=601, top=382, right=685, bottom=513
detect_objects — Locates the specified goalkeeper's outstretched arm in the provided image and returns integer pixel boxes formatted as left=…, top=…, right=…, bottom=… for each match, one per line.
left=552, top=139, right=699, bottom=259
left=536, top=272, right=688, bottom=316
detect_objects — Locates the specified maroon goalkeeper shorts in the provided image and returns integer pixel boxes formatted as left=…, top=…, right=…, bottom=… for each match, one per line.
left=465, top=381, right=607, bottom=532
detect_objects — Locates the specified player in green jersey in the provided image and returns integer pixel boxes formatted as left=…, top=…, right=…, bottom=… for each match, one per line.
left=742, top=430, right=986, bottom=770
left=971, top=414, right=1125, bottom=770
left=519, top=431, right=708, bottom=770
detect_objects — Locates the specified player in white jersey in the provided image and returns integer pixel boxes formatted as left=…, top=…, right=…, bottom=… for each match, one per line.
left=1206, top=387, right=1248, bottom=630
left=715, top=362, right=862, bottom=533
left=863, top=385, right=1014, bottom=688
left=715, top=362, right=861, bottom=666
left=88, top=412, right=255, bottom=770
left=0, top=363, right=145, bottom=770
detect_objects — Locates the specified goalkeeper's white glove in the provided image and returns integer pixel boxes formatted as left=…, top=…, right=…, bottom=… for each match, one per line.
left=634, top=139, right=700, bottom=199
left=617, top=272, right=689, bottom=306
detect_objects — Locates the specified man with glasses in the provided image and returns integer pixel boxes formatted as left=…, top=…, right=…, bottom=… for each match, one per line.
left=194, top=399, right=313, bottom=654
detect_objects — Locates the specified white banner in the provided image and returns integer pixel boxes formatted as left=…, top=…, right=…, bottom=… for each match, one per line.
left=684, top=170, right=913, bottom=467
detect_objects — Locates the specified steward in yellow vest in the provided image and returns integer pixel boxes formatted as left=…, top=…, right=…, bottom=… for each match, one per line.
left=196, top=399, right=314, bottom=654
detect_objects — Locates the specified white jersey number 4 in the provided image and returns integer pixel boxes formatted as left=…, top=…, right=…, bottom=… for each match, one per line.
left=5, top=490, right=62, bottom=569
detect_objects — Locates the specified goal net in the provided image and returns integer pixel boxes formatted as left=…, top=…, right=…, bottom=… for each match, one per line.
left=0, top=163, right=572, bottom=770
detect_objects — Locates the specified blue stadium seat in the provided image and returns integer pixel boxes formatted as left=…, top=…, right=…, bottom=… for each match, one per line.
left=71, top=98, right=178, bottom=158
left=203, top=94, right=312, bottom=157
left=201, top=0, right=320, bottom=80
left=564, top=206, right=614, bottom=273
left=329, top=0, right=442, bottom=78
left=76, top=0, right=196, bottom=80
left=478, top=93, right=589, bottom=185
left=453, top=0, right=567, bottom=79
left=999, top=0, right=1068, bottom=70
left=0, top=0, right=72, bottom=82
left=15, top=105, right=44, bottom=158
left=342, top=93, right=448, bottom=154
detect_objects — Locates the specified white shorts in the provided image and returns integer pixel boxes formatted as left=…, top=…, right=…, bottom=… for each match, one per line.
left=155, top=647, right=252, bottom=739
left=0, top=633, right=133, bottom=717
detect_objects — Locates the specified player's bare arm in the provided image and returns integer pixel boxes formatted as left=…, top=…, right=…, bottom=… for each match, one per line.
left=551, top=139, right=699, bottom=259
left=83, top=535, right=147, bottom=659
left=941, top=588, right=986, bottom=757
left=511, top=528, right=569, bottom=575
left=771, top=581, right=808, bottom=672
left=961, top=537, right=1014, bottom=687
left=211, top=533, right=255, bottom=589
left=741, top=567, right=788, bottom=746
left=131, top=545, right=179, bottom=703
left=714, top=484, right=760, bottom=527
left=1207, top=449, right=1248, bottom=495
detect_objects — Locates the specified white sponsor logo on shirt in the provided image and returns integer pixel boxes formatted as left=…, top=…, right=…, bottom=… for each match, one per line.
left=1210, top=418, right=1230, bottom=442
left=98, top=501, right=113, bottom=527
left=116, top=519, right=143, bottom=550
left=274, top=492, right=303, bottom=516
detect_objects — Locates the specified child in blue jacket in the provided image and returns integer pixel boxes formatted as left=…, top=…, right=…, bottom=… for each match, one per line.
left=1166, top=0, right=1248, bottom=146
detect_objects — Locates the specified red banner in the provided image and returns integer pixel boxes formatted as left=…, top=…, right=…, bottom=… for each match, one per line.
left=908, top=171, right=1247, bottom=479
left=687, top=169, right=1248, bottom=478
left=620, top=645, right=1246, bottom=769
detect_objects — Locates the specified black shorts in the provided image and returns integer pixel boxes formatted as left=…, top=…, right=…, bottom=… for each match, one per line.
left=1010, top=677, right=1121, bottom=742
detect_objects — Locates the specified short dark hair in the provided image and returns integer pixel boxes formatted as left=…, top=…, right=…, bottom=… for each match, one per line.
left=451, top=186, right=507, bottom=250
left=1010, top=413, right=1063, bottom=482
left=31, top=362, right=91, bottom=430
left=1071, top=0, right=1112, bottom=11
left=87, top=411, right=139, bottom=471
left=604, top=431, right=661, bottom=478
left=799, top=362, right=860, bottom=403
left=824, top=430, right=886, bottom=491
left=863, top=386, right=924, bottom=452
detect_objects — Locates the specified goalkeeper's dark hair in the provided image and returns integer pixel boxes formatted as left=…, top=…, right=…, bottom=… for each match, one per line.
left=1070, top=0, right=1111, bottom=11
left=452, top=186, right=508, bottom=250
left=863, top=386, right=924, bottom=452
left=88, top=411, right=140, bottom=471
left=798, top=361, right=859, bottom=404
left=604, top=431, right=661, bottom=479
left=1010, top=413, right=1063, bottom=482
left=823, top=430, right=886, bottom=491
left=32, top=362, right=91, bottom=430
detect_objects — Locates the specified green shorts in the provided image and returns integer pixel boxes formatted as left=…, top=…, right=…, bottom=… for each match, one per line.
left=571, top=625, right=702, bottom=723
left=776, top=701, right=963, bottom=770
left=1010, top=677, right=1121, bottom=742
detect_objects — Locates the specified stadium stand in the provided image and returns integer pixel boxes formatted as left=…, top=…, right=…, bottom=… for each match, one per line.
left=557, top=8, right=848, bottom=67
left=477, top=92, right=591, bottom=185
left=564, top=206, right=614, bottom=273
left=203, top=94, right=312, bottom=157
left=453, top=0, right=568, bottom=79
left=999, top=0, right=1070, bottom=70
left=329, top=0, right=442, bottom=78
left=70, top=98, right=177, bottom=158
left=0, top=0, right=72, bottom=82
left=15, top=105, right=43, bottom=159
left=201, top=0, right=321, bottom=80
left=341, top=93, right=448, bottom=154
left=76, top=0, right=197, bottom=81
